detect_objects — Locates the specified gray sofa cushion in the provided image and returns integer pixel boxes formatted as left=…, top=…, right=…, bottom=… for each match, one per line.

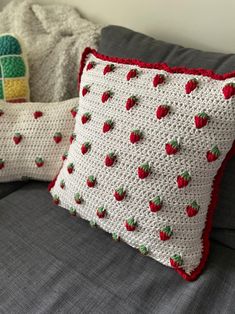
left=0, top=182, right=27, bottom=199
left=98, top=25, right=235, bottom=248
left=0, top=182, right=235, bottom=313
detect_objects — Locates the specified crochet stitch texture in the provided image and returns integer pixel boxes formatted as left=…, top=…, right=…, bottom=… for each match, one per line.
left=49, top=49, right=235, bottom=281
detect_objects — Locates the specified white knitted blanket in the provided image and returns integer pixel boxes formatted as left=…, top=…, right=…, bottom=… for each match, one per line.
left=0, top=0, right=101, bottom=102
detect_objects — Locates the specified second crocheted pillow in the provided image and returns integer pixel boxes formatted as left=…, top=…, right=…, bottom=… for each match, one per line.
left=49, top=48, right=235, bottom=281
left=0, top=34, right=29, bottom=102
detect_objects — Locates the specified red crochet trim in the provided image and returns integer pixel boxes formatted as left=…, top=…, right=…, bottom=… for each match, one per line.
left=77, top=48, right=235, bottom=281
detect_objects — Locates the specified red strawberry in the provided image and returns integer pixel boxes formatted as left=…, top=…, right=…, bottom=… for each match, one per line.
left=82, top=85, right=90, bottom=97
left=186, top=200, right=200, bottom=217
left=185, top=78, right=198, bottom=94
left=67, top=163, right=74, bottom=174
left=69, top=207, right=76, bottom=216
left=126, top=69, right=138, bottom=81
left=0, top=159, right=5, bottom=170
left=62, top=151, right=68, bottom=161
left=101, top=90, right=113, bottom=103
left=86, top=61, right=96, bottom=71
left=74, top=192, right=82, bottom=204
left=33, top=111, right=43, bottom=119
left=159, top=226, right=173, bottom=241
left=138, top=163, right=150, bottom=179
left=156, top=105, right=170, bottom=119
left=97, top=206, right=106, bottom=218
left=87, top=175, right=96, bottom=188
left=194, top=112, right=209, bottom=129
left=105, top=153, right=116, bottom=167
left=206, top=145, right=221, bottom=162
left=53, top=132, right=62, bottom=144
left=81, top=112, right=91, bottom=124
left=222, top=83, right=235, bottom=99
left=81, top=142, right=91, bottom=155
left=126, top=96, right=138, bottom=110
left=130, top=130, right=142, bottom=144
left=177, top=171, right=191, bottom=188
left=70, top=133, right=76, bottom=144
left=139, top=245, right=148, bottom=255
left=53, top=195, right=60, bottom=205
left=170, top=254, right=183, bottom=268
left=125, top=218, right=137, bottom=231
left=149, top=196, right=162, bottom=212
left=114, top=187, right=126, bottom=201
left=103, top=120, right=113, bottom=133
left=60, top=179, right=65, bottom=189
left=153, top=74, right=165, bottom=87
left=71, top=107, right=78, bottom=118
left=112, top=233, right=120, bottom=241
left=103, top=64, right=115, bottom=75
left=13, top=132, right=22, bottom=145
left=165, top=139, right=180, bottom=155
left=35, top=157, right=44, bottom=168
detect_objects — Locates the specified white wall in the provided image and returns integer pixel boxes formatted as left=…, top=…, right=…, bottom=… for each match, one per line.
left=1, top=0, right=235, bottom=53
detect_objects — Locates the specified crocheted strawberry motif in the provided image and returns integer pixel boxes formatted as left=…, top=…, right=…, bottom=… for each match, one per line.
left=87, top=175, right=96, bottom=188
left=103, top=64, right=115, bottom=75
left=60, top=179, right=65, bottom=189
left=125, top=218, right=137, bottom=231
left=89, top=220, right=97, bottom=228
left=101, top=90, right=113, bottom=103
left=62, top=151, right=68, bottom=161
left=67, top=163, right=74, bottom=174
left=35, top=157, right=44, bottom=168
left=82, top=85, right=90, bottom=97
left=71, top=107, right=78, bottom=118
left=126, top=96, right=138, bottom=111
left=53, top=132, right=62, bottom=144
left=86, top=61, right=96, bottom=71
left=81, top=113, right=91, bottom=124
left=81, top=142, right=91, bottom=155
left=126, top=69, right=139, bottom=81
left=194, top=112, right=209, bottom=129
left=0, top=109, right=4, bottom=117
left=112, top=233, right=120, bottom=241
left=156, top=105, right=170, bottom=120
left=177, top=171, right=191, bottom=188
left=206, top=145, right=221, bottom=162
left=70, top=133, right=76, bottom=144
left=114, top=187, right=126, bottom=201
left=149, top=196, right=162, bottom=212
left=222, top=83, right=235, bottom=99
left=165, top=139, right=180, bottom=155
left=103, top=120, right=113, bottom=133
left=105, top=152, right=116, bottom=167
left=13, top=132, right=22, bottom=145
left=159, top=226, right=173, bottom=241
left=97, top=206, right=106, bottom=218
left=53, top=195, right=60, bottom=205
left=185, top=78, right=198, bottom=94
left=139, top=245, right=148, bottom=255
left=33, top=111, right=43, bottom=119
left=170, top=254, right=183, bottom=268
left=130, top=130, right=143, bottom=144
left=69, top=207, right=76, bottom=216
left=138, top=163, right=150, bottom=179
left=74, top=192, right=82, bottom=204
left=0, top=159, right=5, bottom=170
left=186, top=200, right=200, bottom=217
left=153, top=74, right=165, bottom=87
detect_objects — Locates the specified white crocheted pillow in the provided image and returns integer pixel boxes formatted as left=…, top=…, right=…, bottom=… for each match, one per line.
left=49, top=48, right=235, bottom=281
left=0, top=98, right=78, bottom=182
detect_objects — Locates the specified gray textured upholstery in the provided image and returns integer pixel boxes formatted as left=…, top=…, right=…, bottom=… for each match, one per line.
left=0, top=182, right=235, bottom=313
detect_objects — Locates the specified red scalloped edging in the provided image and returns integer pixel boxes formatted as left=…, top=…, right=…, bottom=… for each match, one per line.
left=76, top=48, right=235, bottom=281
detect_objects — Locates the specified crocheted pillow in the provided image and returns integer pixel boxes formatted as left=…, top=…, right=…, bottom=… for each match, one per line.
left=49, top=48, right=235, bottom=281
left=0, top=98, right=78, bottom=182
left=0, top=34, right=29, bottom=102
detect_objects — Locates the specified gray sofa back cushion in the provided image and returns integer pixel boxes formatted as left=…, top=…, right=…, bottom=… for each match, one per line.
left=98, top=25, right=235, bottom=247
